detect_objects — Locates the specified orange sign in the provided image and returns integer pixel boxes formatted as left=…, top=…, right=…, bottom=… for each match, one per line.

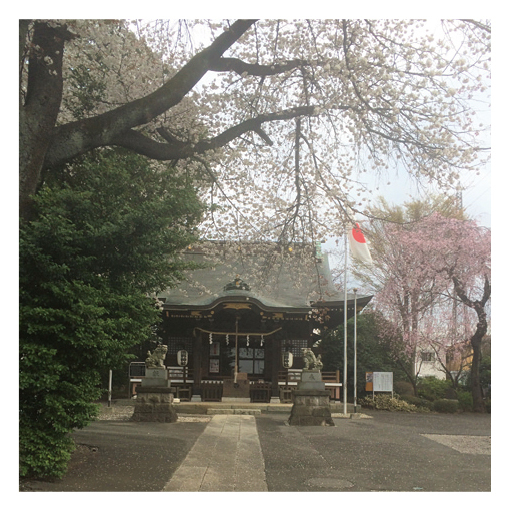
left=365, top=372, right=373, bottom=392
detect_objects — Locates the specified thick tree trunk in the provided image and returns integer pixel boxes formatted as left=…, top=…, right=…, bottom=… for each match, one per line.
left=452, top=275, right=490, bottom=413
left=396, top=354, right=418, bottom=396
left=41, top=20, right=258, bottom=171
left=19, top=22, right=73, bottom=219
left=19, top=20, right=257, bottom=220
left=470, top=333, right=485, bottom=412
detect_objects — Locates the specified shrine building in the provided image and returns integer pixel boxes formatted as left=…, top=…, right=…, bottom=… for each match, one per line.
left=145, top=241, right=371, bottom=402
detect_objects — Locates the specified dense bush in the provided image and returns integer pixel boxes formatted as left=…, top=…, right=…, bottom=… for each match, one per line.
left=394, top=381, right=415, bottom=396
left=433, top=399, right=459, bottom=413
left=319, top=311, right=406, bottom=400
left=19, top=403, right=97, bottom=479
left=359, top=394, right=422, bottom=412
left=20, top=151, right=203, bottom=479
left=417, top=376, right=452, bottom=401
left=457, top=391, right=474, bottom=412
left=480, top=356, right=491, bottom=390
left=399, top=394, right=433, bottom=410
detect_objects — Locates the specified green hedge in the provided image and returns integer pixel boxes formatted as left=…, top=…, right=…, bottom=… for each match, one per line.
left=417, top=377, right=452, bottom=401
left=399, top=394, right=434, bottom=410
left=393, top=381, right=414, bottom=396
left=433, top=399, right=459, bottom=413
left=457, top=391, right=473, bottom=412
left=359, top=394, right=422, bottom=412
left=19, top=423, right=77, bottom=479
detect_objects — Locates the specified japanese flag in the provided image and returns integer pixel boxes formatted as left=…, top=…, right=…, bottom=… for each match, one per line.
left=348, top=223, right=373, bottom=265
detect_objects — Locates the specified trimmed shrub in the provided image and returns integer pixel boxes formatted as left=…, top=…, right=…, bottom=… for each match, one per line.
left=394, top=381, right=415, bottom=396
left=19, top=426, right=76, bottom=479
left=417, top=377, right=452, bottom=401
left=444, top=387, right=458, bottom=400
left=359, top=394, right=420, bottom=412
left=399, top=394, right=433, bottom=410
left=457, top=391, right=473, bottom=412
left=433, top=398, right=459, bottom=413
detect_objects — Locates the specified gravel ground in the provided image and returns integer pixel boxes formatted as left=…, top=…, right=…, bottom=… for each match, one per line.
left=98, top=404, right=373, bottom=422
left=97, top=404, right=211, bottom=422
left=332, top=413, right=372, bottom=419
left=420, top=433, right=491, bottom=455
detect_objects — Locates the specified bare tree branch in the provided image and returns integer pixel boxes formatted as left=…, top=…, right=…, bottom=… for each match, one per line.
left=209, top=57, right=310, bottom=76
left=459, top=19, right=491, bottom=34
left=109, top=106, right=318, bottom=160
left=42, top=19, right=258, bottom=170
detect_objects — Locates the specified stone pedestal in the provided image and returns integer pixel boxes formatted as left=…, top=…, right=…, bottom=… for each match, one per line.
left=288, top=370, right=334, bottom=426
left=132, top=387, right=178, bottom=422
left=132, top=368, right=177, bottom=422
left=142, top=368, right=171, bottom=388
left=300, top=370, right=326, bottom=390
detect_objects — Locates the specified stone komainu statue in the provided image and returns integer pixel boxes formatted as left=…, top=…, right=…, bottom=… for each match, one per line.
left=302, top=348, right=323, bottom=371
left=145, top=344, right=168, bottom=368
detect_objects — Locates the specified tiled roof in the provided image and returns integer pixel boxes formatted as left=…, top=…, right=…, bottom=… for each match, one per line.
left=158, top=241, right=370, bottom=312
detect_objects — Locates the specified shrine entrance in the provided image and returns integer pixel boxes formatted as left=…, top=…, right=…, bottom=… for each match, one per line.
left=195, top=306, right=283, bottom=386
left=154, top=243, right=373, bottom=401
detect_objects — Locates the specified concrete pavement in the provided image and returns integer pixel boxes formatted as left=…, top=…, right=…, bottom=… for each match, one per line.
left=163, top=414, right=267, bottom=491
left=257, top=412, right=491, bottom=491
left=20, top=407, right=491, bottom=492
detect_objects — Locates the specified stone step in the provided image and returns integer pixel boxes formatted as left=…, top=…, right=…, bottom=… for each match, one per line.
left=207, top=408, right=262, bottom=415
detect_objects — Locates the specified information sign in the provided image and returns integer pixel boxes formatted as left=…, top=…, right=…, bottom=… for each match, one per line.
left=365, top=372, right=373, bottom=392
left=373, top=372, right=393, bottom=392
left=365, top=371, right=393, bottom=396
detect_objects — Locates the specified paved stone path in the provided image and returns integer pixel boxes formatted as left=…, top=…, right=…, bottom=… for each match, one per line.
left=420, top=433, right=491, bottom=455
left=162, top=414, right=268, bottom=491
left=20, top=409, right=491, bottom=492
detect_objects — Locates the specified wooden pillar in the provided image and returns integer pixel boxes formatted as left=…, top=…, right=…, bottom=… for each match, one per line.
left=193, top=330, right=202, bottom=391
left=271, top=337, right=281, bottom=392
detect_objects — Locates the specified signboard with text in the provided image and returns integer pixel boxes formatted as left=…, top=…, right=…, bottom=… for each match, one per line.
left=373, top=372, right=393, bottom=392
left=366, top=372, right=393, bottom=394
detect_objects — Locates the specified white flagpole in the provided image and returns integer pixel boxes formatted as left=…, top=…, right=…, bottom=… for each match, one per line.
left=234, top=315, right=239, bottom=384
left=343, top=228, right=348, bottom=415
left=353, top=288, right=358, bottom=413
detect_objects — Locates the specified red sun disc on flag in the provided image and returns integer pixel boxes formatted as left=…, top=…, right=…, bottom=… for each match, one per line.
left=352, top=223, right=366, bottom=243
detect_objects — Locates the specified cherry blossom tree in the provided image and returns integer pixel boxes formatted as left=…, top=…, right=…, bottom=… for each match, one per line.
left=416, top=300, right=478, bottom=386
left=407, top=214, right=491, bottom=412
left=360, top=220, right=450, bottom=394
left=358, top=204, right=490, bottom=409
left=20, top=19, right=490, bottom=238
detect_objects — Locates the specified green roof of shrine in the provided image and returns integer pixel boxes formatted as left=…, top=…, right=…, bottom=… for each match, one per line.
left=157, top=241, right=372, bottom=313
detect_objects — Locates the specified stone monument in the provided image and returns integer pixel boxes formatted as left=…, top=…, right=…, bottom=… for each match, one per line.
left=288, top=348, right=335, bottom=426
left=132, top=345, right=178, bottom=423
